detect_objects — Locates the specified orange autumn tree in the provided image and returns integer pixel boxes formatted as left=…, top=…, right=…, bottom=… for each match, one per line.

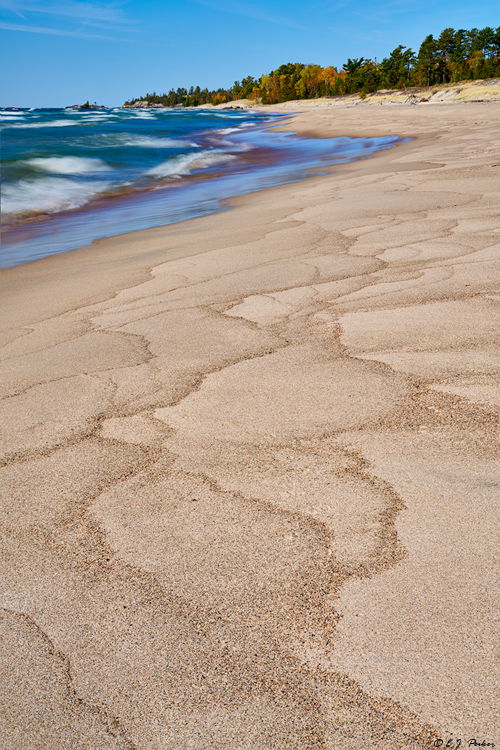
left=260, top=63, right=349, bottom=103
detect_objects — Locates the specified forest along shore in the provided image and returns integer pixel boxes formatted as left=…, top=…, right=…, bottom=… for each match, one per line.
left=122, top=26, right=500, bottom=107
left=0, top=100, right=499, bottom=749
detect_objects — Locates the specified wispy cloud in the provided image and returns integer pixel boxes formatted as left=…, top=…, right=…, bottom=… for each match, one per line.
left=0, top=0, right=128, bottom=20
left=0, top=0, right=139, bottom=36
left=0, top=0, right=25, bottom=18
left=0, top=19, right=123, bottom=38
left=188, top=0, right=306, bottom=31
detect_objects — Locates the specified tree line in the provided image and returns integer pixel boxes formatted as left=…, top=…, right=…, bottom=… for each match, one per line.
left=124, top=26, right=500, bottom=107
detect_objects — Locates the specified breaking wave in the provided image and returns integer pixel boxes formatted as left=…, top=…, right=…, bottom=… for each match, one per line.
left=2, top=119, right=75, bottom=129
left=146, top=150, right=237, bottom=178
left=24, top=156, right=112, bottom=174
left=2, top=177, right=113, bottom=217
left=117, top=135, right=198, bottom=149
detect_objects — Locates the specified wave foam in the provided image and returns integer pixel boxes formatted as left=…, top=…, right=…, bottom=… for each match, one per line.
left=146, top=150, right=236, bottom=178
left=216, top=126, right=243, bottom=135
left=80, top=114, right=117, bottom=121
left=119, top=135, right=198, bottom=149
left=2, top=177, right=111, bottom=217
left=210, top=137, right=251, bottom=152
left=3, top=119, right=74, bottom=129
left=25, top=156, right=112, bottom=174
left=132, top=111, right=156, bottom=119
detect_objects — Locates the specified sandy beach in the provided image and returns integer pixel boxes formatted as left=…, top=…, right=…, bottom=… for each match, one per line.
left=1, top=100, right=499, bottom=748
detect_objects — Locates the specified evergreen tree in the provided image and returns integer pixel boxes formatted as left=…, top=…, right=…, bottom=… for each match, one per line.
left=418, top=35, right=439, bottom=86
left=381, top=46, right=415, bottom=87
left=437, top=28, right=456, bottom=82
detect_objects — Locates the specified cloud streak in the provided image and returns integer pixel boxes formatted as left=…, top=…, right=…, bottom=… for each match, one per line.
left=0, top=0, right=138, bottom=35
left=0, top=0, right=127, bottom=20
left=0, top=19, right=123, bottom=39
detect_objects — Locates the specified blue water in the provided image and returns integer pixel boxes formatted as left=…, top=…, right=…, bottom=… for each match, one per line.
left=1, top=107, right=402, bottom=268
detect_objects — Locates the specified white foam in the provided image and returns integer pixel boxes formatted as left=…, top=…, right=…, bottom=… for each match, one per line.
left=25, top=156, right=112, bottom=174
left=147, top=149, right=236, bottom=178
left=216, top=126, right=243, bottom=135
left=1, top=177, right=111, bottom=217
left=119, top=135, right=198, bottom=149
left=3, top=119, right=74, bottom=129
left=211, top=137, right=251, bottom=152
left=0, top=115, right=26, bottom=121
left=79, top=114, right=117, bottom=121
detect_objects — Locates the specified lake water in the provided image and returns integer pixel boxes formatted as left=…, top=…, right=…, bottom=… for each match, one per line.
left=1, top=106, right=402, bottom=268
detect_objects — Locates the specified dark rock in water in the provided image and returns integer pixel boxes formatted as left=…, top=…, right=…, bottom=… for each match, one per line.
left=65, top=104, right=106, bottom=109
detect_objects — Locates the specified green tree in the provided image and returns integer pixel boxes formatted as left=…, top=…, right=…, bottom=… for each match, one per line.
left=357, top=60, right=382, bottom=93
left=343, top=58, right=365, bottom=75
left=417, top=35, right=439, bottom=86
left=381, top=45, right=415, bottom=87
left=437, top=27, right=456, bottom=82
left=492, top=26, right=500, bottom=57
left=241, top=76, right=256, bottom=98
left=476, top=26, right=496, bottom=56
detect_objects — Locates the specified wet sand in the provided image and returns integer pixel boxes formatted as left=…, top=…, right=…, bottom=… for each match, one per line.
left=1, top=100, right=499, bottom=748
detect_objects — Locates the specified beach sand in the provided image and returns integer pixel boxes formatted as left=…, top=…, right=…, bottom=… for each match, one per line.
left=1, top=100, right=499, bottom=748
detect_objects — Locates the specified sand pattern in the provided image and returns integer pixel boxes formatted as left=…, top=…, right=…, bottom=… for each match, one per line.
left=1, top=101, right=499, bottom=748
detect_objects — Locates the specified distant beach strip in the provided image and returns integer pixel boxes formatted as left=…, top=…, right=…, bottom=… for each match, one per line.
left=1, top=107, right=402, bottom=267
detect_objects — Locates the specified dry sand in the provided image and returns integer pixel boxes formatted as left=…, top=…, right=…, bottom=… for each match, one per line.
left=1, top=100, right=499, bottom=749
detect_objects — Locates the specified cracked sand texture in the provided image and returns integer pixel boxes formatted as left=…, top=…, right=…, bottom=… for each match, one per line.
left=1, top=101, right=499, bottom=748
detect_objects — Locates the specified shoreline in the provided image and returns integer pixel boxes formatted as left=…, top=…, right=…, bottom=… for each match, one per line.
left=1, top=112, right=400, bottom=269
left=0, top=125, right=416, bottom=325
left=1, top=100, right=499, bottom=748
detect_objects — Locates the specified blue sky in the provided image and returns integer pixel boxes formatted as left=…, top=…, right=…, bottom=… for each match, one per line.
left=1, top=0, right=499, bottom=107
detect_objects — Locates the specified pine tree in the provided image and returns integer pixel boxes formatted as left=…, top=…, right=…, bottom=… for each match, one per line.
left=418, top=35, right=439, bottom=86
